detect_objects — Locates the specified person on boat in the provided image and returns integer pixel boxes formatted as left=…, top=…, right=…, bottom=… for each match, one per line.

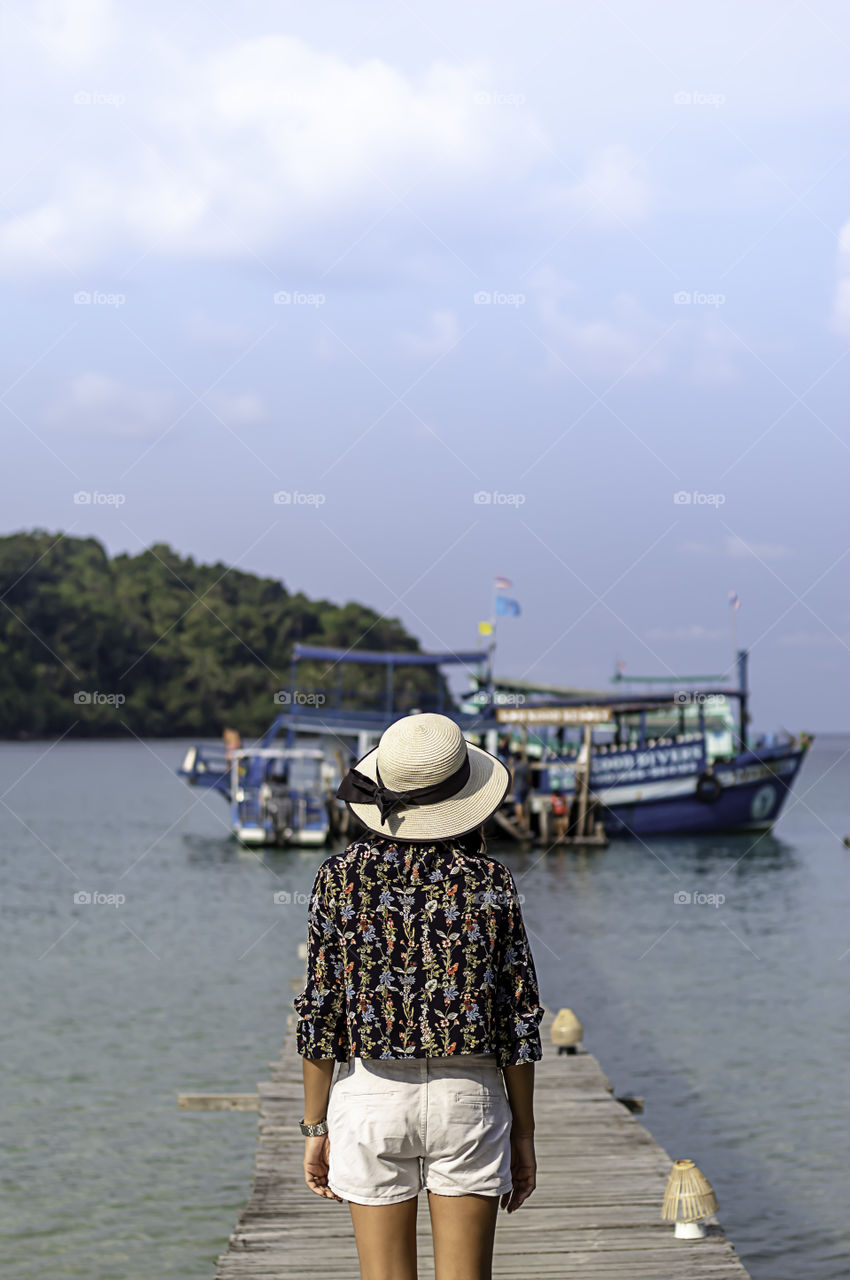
left=550, top=786, right=569, bottom=841
left=222, top=726, right=241, bottom=764
left=294, top=712, right=544, bottom=1280
left=510, top=751, right=531, bottom=833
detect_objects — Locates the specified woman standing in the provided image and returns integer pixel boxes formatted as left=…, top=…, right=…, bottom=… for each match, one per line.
left=294, top=713, right=544, bottom=1280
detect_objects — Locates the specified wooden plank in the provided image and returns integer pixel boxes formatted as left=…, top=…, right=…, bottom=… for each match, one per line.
left=211, top=1001, right=753, bottom=1280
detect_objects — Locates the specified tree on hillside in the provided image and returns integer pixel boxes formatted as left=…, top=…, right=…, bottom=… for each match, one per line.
left=0, top=531, right=449, bottom=738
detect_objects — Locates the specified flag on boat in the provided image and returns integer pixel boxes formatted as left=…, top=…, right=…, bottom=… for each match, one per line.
left=729, top=591, right=741, bottom=611
left=478, top=620, right=493, bottom=636
left=494, top=576, right=512, bottom=590
left=495, top=595, right=521, bottom=617
left=616, top=657, right=626, bottom=674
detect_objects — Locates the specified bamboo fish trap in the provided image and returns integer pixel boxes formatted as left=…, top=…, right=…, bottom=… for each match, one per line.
left=662, top=1159, right=718, bottom=1237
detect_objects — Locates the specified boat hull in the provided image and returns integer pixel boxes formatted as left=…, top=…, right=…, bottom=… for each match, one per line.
left=235, top=824, right=329, bottom=847
left=600, top=749, right=807, bottom=837
left=537, top=742, right=808, bottom=839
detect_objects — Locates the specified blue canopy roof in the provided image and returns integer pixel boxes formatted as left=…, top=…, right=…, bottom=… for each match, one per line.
left=291, top=644, right=487, bottom=667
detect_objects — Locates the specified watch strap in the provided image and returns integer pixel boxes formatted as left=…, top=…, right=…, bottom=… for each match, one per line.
left=300, top=1117, right=329, bottom=1136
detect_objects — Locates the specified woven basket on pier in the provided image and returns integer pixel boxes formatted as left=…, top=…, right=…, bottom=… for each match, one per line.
left=550, top=1008, right=583, bottom=1047
left=661, top=1159, right=718, bottom=1223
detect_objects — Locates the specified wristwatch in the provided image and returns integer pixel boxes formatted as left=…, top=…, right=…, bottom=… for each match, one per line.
left=300, top=1117, right=329, bottom=1136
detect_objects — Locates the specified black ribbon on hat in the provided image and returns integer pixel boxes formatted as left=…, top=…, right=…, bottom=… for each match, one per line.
left=336, top=752, right=471, bottom=824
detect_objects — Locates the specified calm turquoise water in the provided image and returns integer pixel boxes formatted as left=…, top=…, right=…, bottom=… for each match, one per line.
left=0, top=737, right=847, bottom=1279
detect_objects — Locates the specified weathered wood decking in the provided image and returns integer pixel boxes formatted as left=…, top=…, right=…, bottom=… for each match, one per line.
left=213, top=1008, right=751, bottom=1279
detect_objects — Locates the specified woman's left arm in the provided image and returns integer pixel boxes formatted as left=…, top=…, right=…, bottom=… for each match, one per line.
left=301, top=1057, right=342, bottom=1202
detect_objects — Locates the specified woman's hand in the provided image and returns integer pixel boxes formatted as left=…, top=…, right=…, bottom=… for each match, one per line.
left=303, top=1135, right=343, bottom=1201
left=500, top=1133, right=536, bottom=1213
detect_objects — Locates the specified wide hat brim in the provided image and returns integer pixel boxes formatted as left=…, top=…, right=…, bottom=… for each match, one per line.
left=343, top=740, right=510, bottom=842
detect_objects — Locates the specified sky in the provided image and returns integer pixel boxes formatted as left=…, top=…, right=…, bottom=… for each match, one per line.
left=1, top=0, right=848, bottom=730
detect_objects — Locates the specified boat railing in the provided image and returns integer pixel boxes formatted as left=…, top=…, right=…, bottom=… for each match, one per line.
left=263, top=706, right=507, bottom=739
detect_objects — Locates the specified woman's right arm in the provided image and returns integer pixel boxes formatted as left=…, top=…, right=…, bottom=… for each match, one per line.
left=294, top=861, right=347, bottom=1202
left=293, top=860, right=348, bottom=1061
left=501, top=1063, right=536, bottom=1212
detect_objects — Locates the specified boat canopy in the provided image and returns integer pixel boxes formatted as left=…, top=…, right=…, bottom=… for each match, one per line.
left=486, top=674, right=609, bottom=699
left=495, top=690, right=745, bottom=716
left=292, top=644, right=488, bottom=667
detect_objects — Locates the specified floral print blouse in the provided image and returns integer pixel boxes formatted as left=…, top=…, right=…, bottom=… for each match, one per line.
left=293, top=838, right=544, bottom=1069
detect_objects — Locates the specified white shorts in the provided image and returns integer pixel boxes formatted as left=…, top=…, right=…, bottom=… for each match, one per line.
left=326, top=1053, right=513, bottom=1206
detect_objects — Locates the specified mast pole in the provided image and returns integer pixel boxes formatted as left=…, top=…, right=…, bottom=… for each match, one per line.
left=737, top=647, right=749, bottom=749
left=486, top=578, right=497, bottom=704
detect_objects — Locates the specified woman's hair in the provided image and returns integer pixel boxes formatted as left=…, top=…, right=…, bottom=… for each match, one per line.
left=370, top=825, right=487, bottom=858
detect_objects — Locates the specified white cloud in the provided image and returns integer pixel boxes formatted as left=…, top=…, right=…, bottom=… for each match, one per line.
left=206, top=392, right=269, bottom=425
left=724, top=534, right=792, bottom=560
left=184, top=310, right=255, bottom=349
left=690, top=326, right=740, bottom=385
left=44, top=373, right=268, bottom=434
left=547, top=145, right=653, bottom=223
left=21, top=0, right=116, bottom=68
left=680, top=538, right=793, bottom=560
left=532, top=270, right=668, bottom=377
left=43, top=371, right=177, bottom=435
left=777, top=630, right=850, bottom=648
left=645, top=624, right=727, bottom=641
left=0, top=29, right=546, bottom=275
left=397, top=309, right=461, bottom=359
left=313, top=331, right=338, bottom=364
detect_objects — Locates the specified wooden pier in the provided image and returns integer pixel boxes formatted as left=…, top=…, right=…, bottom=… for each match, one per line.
left=208, top=1003, right=752, bottom=1279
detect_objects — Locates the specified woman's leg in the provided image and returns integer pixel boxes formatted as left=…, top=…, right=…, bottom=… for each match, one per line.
left=348, top=1196, right=419, bottom=1280
left=427, top=1192, right=500, bottom=1280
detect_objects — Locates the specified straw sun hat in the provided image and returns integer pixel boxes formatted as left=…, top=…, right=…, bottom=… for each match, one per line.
left=336, top=713, right=510, bottom=842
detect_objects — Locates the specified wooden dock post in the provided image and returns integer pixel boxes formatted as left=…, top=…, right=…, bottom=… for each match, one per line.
left=207, top=1001, right=752, bottom=1279
left=575, top=722, right=591, bottom=836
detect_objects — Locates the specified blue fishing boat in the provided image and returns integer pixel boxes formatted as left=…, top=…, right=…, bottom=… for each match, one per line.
left=178, top=743, right=330, bottom=846
left=177, top=643, right=811, bottom=844
left=488, top=651, right=812, bottom=838
left=176, top=645, right=490, bottom=847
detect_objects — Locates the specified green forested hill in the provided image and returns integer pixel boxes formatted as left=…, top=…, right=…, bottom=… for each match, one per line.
left=0, top=531, right=445, bottom=737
